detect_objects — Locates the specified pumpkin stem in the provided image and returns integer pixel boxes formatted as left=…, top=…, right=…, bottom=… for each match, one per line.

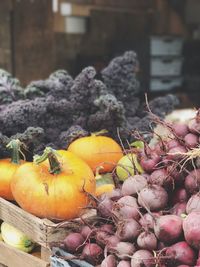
left=91, top=129, right=108, bottom=136
left=95, top=166, right=104, bottom=179
left=6, top=139, right=24, bottom=164
left=33, top=147, right=62, bottom=174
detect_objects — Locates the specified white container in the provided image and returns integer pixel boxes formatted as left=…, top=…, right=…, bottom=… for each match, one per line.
left=60, top=3, right=72, bottom=16
left=150, top=36, right=183, bottom=56
left=150, top=77, right=183, bottom=92
left=150, top=57, right=183, bottom=76
left=65, top=16, right=86, bottom=34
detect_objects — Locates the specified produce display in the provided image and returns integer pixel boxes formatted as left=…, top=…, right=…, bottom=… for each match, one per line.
left=49, top=109, right=200, bottom=267
left=0, top=50, right=197, bottom=266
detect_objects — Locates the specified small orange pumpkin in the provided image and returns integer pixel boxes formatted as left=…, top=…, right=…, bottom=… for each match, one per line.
left=11, top=148, right=95, bottom=221
left=0, top=140, right=24, bottom=200
left=68, top=133, right=123, bottom=173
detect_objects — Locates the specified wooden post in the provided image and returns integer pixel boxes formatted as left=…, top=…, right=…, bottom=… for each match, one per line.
left=0, top=1, right=12, bottom=73
left=12, top=0, right=54, bottom=85
left=154, top=0, right=170, bottom=34
left=41, top=247, right=51, bottom=262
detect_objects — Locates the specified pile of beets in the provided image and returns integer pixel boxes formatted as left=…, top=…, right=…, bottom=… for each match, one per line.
left=58, top=110, right=200, bottom=266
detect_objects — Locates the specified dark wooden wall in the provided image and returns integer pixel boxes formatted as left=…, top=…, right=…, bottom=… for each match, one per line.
left=0, top=0, right=54, bottom=85
left=12, top=0, right=54, bottom=85
left=0, top=0, right=186, bottom=84
left=54, top=1, right=155, bottom=76
left=0, top=1, right=12, bottom=72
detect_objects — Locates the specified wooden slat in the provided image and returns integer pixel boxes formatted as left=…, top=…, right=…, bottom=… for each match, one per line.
left=0, top=197, right=68, bottom=248
left=0, top=197, right=96, bottom=248
left=0, top=241, right=49, bottom=267
left=41, top=247, right=51, bottom=262
left=59, top=0, right=155, bottom=8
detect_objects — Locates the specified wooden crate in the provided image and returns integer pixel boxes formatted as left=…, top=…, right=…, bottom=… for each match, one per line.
left=0, top=241, right=49, bottom=267
left=0, top=197, right=96, bottom=266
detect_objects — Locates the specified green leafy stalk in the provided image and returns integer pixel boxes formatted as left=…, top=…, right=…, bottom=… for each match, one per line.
left=6, top=139, right=24, bottom=164
left=33, top=147, right=62, bottom=174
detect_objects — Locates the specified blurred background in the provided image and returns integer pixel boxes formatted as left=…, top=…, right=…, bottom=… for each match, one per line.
left=0, top=0, right=200, bottom=107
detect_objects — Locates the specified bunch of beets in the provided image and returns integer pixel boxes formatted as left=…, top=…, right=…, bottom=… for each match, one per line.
left=58, top=110, right=200, bottom=266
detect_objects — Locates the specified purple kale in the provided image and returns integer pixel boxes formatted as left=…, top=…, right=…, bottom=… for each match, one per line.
left=0, top=51, right=179, bottom=158
left=101, top=51, right=140, bottom=101
left=0, top=69, right=24, bottom=104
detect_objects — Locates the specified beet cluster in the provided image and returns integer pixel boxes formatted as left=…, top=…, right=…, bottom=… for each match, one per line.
left=58, top=110, right=200, bottom=266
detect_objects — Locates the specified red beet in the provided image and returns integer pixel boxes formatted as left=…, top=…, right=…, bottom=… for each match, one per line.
left=167, top=146, right=187, bottom=160
left=186, top=193, right=200, bottom=214
left=96, top=231, right=110, bottom=246
left=113, top=196, right=139, bottom=220
left=121, top=175, right=147, bottom=196
left=188, top=118, right=200, bottom=134
left=116, top=219, right=141, bottom=241
left=117, top=261, right=131, bottom=267
left=154, top=215, right=183, bottom=244
left=167, top=139, right=181, bottom=150
left=166, top=165, right=185, bottom=185
left=99, top=224, right=115, bottom=234
left=184, top=133, right=198, bottom=148
left=81, top=243, right=103, bottom=265
left=170, top=202, right=187, bottom=216
left=81, top=226, right=93, bottom=239
left=196, top=157, right=200, bottom=168
left=184, top=169, right=200, bottom=194
left=183, top=212, right=200, bottom=249
left=197, top=257, right=200, bottom=266
left=106, top=235, right=121, bottom=249
left=173, top=123, right=189, bottom=138
left=140, top=152, right=160, bottom=173
left=166, top=241, right=196, bottom=266
left=171, top=188, right=188, bottom=205
left=63, top=232, right=84, bottom=253
left=101, top=255, right=117, bottom=267
left=107, top=188, right=122, bottom=201
left=157, top=241, right=167, bottom=250
left=150, top=168, right=172, bottom=189
left=139, top=212, right=160, bottom=230
left=138, top=185, right=168, bottom=211
left=131, top=250, right=155, bottom=267
left=98, top=195, right=114, bottom=218
left=113, top=242, right=136, bottom=260
left=137, top=231, right=157, bottom=250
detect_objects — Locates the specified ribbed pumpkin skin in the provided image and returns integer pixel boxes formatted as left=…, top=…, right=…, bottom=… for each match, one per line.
left=11, top=151, right=95, bottom=221
left=0, top=159, right=20, bottom=200
left=68, top=136, right=123, bottom=173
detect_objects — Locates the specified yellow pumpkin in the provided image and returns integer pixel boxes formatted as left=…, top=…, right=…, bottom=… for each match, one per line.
left=0, top=140, right=24, bottom=200
left=68, top=134, right=123, bottom=173
left=11, top=148, right=95, bottom=221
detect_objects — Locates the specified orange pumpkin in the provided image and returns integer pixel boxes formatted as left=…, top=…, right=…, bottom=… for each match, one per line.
left=68, top=134, right=123, bottom=173
left=11, top=148, right=95, bottom=221
left=0, top=140, right=24, bottom=200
